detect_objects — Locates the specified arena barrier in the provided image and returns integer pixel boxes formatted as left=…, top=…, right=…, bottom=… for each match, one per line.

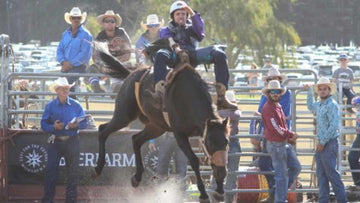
left=1, top=34, right=360, bottom=202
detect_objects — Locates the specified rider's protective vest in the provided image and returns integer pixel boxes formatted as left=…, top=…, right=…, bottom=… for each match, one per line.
left=167, top=20, right=199, bottom=51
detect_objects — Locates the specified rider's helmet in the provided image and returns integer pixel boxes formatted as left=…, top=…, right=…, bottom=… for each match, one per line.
left=170, top=1, right=188, bottom=19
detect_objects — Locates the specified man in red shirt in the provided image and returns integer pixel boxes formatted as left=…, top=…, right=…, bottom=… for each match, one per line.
left=261, top=80, right=301, bottom=203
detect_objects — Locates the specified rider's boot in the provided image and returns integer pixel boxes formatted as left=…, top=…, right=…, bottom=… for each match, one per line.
left=216, top=83, right=238, bottom=110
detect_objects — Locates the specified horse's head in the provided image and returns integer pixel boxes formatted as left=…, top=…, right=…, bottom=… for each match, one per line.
left=204, top=117, right=230, bottom=182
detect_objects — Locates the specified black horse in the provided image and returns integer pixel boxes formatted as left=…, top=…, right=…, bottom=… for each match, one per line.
left=93, top=50, right=229, bottom=203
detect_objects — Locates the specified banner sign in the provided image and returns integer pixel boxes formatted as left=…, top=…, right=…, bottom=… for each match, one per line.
left=7, top=130, right=158, bottom=186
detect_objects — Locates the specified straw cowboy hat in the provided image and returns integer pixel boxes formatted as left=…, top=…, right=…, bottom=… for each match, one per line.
left=64, top=7, right=87, bottom=24
left=97, top=10, right=122, bottom=27
left=49, top=77, right=75, bottom=92
left=313, top=77, right=337, bottom=95
left=140, top=14, right=164, bottom=30
left=262, top=67, right=287, bottom=82
left=262, top=80, right=286, bottom=96
left=226, top=90, right=237, bottom=103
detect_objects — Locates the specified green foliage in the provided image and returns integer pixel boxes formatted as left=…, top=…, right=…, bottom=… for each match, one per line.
left=188, top=0, right=300, bottom=68
left=85, top=13, right=101, bottom=37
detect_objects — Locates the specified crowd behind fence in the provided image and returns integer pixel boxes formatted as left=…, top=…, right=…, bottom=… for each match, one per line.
left=2, top=34, right=360, bottom=200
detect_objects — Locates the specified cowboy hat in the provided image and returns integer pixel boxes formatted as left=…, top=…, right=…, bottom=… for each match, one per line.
left=140, top=14, right=164, bottom=30
left=262, top=80, right=286, bottom=96
left=262, top=67, right=287, bottom=82
left=64, top=7, right=87, bottom=25
left=96, top=10, right=122, bottom=27
left=49, top=77, right=75, bottom=92
left=313, top=77, right=337, bottom=95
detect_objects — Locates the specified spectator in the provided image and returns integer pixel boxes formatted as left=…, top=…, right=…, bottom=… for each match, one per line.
left=347, top=96, right=360, bottom=191
left=262, top=57, right=274, bottom=69
left=261, top=80, right=301, bottom=203
left=304, top=77, right=347, bottom=203
left=332, top=53, right=356, bottom=113
left=246, top=63, right=259, bottom=98
left=210, top=90, right=241, bottom=203
left=89, top=10, right=132, bottom=93
left=250, top=67, right=291, bottom=202
left=135, top=14, right=163, bottom=66
left=41, top=77, right=88, bottom=203
left=57, top=7, right=92, bottom=98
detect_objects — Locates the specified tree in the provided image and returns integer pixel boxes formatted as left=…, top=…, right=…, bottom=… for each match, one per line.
left=187, top=0, right=300, bottom=68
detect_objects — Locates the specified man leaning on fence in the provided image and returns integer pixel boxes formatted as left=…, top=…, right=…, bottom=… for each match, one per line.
left=304, top=77, right=347, bottom=203
left=57, top=7, right=92, bottom=98
left=41, top=77, right=88, bottom=203
left=261, top=80, right=301, bottom=203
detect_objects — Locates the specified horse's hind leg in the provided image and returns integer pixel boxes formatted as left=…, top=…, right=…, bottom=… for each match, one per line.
left=175, top=133, right=209, bottom=203
left=131, top=124, right=164, bottom=187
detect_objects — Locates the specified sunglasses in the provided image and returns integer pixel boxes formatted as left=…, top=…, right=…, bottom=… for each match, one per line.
left=147, top=24, right=160, bottom=28
left=269, top=89, right=282, bottom=94
left=104, top=19, right=116, bottom=24
left=71, top=17, right=82, bottom=20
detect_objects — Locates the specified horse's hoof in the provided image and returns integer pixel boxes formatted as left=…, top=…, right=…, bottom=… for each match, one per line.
left=94, top=166, right=102, bottom=176
left=212, top=190, right=224, bottom=202
left=131, top=176, right=140, bottom=187
left=199, top=197, right=210, bottom=203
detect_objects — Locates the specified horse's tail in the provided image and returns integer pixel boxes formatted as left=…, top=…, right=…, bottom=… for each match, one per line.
left=99, top=52, right=130, bottom=79
left=93, top=41, right=130, bottom=79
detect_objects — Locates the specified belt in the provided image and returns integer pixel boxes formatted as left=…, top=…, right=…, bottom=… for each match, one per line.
left=268, top=140, right=287, bottom=144
left=55, top=135, right=71, bottom=141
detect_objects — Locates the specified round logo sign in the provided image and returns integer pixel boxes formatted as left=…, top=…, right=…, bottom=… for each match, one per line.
left=143, top=147, right=159, bottom=176
left=19, top=144, right=48, bottom=173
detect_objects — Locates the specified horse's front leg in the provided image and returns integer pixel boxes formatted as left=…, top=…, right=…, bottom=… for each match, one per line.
left=175, top=133, right=209, bottom=203
left=131, top=125, right=164, bottom=187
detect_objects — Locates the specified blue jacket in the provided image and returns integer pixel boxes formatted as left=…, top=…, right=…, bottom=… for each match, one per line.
left=41, top=97, right=87, bottom=136
left=57, top=25, right=92, bottom=67
left=307, top=87, right=339, bottom=145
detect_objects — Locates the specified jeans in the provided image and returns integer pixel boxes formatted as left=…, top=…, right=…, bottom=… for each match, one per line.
left=62, top=64, right=86, bottom=93
left=316, top=138, right=347, bottom=203
left=343, top=88, right=356, bottom=106
left=266, top=141, right=301, bottom=203
left=153, top=45, right=230, bottom=88
left=157, top=132, right=188, bottom=179
left=349, top=134, right=360, bottom=185
left=42, top=136, right=80, bottom=203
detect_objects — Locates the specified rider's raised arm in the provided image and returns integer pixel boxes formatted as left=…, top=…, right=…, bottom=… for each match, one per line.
left=190, top=12, right=205, bottom=41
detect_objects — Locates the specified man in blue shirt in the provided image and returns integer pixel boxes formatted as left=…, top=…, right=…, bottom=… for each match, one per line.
left=57, top=7, right=92, bottom=97
left=41, top=77, right=87, bottom=203
left=305, top=77, right=347, bottom=203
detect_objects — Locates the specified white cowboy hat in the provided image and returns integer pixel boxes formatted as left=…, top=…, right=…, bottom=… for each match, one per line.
left=140, top=14, right=164, bottom=30
left=262, top=67, right=287, bottom=82
left=64, top=7, right=87, bottom=25
left=262, top=80, right=286, bottom=96
left=96, top=10, right=122, bottom=27
left=313, top=77, right=337, bottom=95
left=49, top=77, right=75, bottom=92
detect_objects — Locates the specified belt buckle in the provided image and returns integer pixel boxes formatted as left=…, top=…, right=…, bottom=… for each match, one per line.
left=57, top=136, right=70, bottom=141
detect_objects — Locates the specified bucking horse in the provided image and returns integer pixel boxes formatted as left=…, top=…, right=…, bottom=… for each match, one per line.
left=93, top=44, right=230, bottom=203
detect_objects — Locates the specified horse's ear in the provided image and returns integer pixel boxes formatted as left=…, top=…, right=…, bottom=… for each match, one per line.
left=222, top=117, right=229, bottom=126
